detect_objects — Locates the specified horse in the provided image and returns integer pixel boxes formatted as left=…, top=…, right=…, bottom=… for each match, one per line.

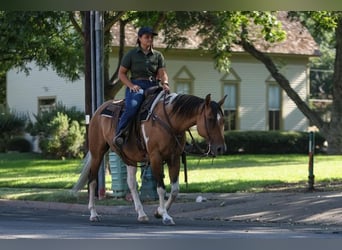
left=72, top=90, right=227, bottom=225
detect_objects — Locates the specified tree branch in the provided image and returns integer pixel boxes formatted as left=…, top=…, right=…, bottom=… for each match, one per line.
left=239, top=38, right=326, bottom=130
left=104, top=11, right=126, bottom=32
left=152, top=12, right=167, bottom=32
left=69, top=11, right=84, bottom=39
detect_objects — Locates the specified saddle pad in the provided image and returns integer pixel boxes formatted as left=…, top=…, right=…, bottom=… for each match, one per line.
left=100, top=101, right=124, bottom=118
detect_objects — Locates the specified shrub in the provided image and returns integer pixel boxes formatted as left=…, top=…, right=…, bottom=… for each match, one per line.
left=27, top=102, right=85, bottom=136
left=7, top=137, right=32, bottom=152
left=38, top=112, right=86, bottom=159
left=27, top=104, right=86, bottom=159
left=0, top=110, right=27, bottom=152
left=223, top=131, right=326, bottom=154
left=191, top=130, right=326, bottom=155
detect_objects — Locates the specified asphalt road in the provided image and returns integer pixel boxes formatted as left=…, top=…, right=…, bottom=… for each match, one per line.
left=0, top=200, right=341, bottom=239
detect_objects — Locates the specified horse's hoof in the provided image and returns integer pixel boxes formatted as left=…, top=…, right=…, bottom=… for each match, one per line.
left=138, top=215, right=149, bottom=223
left=89, top=215, right=101, bottom=222
left=154, top=210, right=162, bottom=219
left=162, top=217, right=175, bottom=226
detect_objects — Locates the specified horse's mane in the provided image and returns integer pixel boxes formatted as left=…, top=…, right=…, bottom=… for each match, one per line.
left=169, top=94, right=204, bottom=118
left=169, top=94, right=223, bottom=121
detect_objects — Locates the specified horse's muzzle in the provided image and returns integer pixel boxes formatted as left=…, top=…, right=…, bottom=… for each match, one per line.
left=210, top=143, right=227, bottom=156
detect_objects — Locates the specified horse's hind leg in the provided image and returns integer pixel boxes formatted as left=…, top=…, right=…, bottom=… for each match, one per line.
left=88, top=155, right=105, bottom=222
left=88, top=178, right=100, bottom=221
left=126, top=165, right=149, bottom=222
left=150, top=155, right=176, bottom=225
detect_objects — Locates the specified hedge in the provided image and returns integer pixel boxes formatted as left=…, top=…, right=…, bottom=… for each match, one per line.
left=188, top=131, right=326, bottom=155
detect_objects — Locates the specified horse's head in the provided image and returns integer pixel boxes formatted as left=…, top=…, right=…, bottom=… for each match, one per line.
left=197, top=94, right=227, bottom=156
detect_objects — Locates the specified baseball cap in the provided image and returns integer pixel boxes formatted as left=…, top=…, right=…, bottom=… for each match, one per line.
left=138, top=27, right=158, bottom=37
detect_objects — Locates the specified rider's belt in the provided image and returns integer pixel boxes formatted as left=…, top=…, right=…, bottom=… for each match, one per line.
left=132, top=76, right=157, bottom=82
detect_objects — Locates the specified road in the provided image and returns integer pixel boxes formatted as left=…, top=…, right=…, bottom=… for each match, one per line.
left=0, top=203, right=341, bottom=239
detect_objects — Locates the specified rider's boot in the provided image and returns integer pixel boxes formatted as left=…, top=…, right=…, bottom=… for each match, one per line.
left=113, top=130, right=125, bottom=148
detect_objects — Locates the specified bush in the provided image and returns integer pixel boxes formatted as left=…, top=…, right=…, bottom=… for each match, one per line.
left=192, top=130, right=326, bottom=154
left=7, top=137, right=32, bottom=152
left=38, top=112, right=85, bottom=159
left=27, top=104, right=86, bottom=159
left=27, top=102, right=85, bottom=136
left=224, top=131, right=326, bottom=154
left=0, top=110, right=27, bottom=152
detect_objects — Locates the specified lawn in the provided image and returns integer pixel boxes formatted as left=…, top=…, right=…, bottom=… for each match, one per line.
left=1, top=152, right=342, bottom=203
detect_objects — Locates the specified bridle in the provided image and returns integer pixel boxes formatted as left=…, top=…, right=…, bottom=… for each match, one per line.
left=152, top=92, right=217, bottom=158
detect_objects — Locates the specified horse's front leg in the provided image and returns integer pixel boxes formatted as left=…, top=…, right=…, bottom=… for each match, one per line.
left=88, top=180, right=100, bottom=221
left=126, top=165, right=149, bottom=222
left=165, top=180, right=179, bottom=211
left=156, top=184, right=176, bottom=225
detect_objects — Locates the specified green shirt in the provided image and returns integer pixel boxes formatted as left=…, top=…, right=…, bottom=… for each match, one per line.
left=120, top=47, right=166, bottom=79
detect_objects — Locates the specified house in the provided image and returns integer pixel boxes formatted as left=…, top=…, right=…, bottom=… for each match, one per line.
left=7, top=12, right=319, bottom=132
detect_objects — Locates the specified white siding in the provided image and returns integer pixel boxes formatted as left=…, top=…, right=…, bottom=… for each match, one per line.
left=282, top=65, right=309, bottom=131
left=7, top=63, right=84, bottom=121
left=234, top=62, right=269, bottom=130
left=7, top=54, right=309, bottom=132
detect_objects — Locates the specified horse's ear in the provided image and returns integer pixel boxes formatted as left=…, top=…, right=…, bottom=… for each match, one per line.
left=218, top=95, right=228, bottom=107
left=205, top=94, right=211, bottom=106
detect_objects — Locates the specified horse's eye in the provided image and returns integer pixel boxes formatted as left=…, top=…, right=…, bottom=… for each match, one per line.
left=207, top=117, right=217, bottom=127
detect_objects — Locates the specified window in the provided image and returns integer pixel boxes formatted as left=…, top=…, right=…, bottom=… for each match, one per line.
left=176, top=82, right=191, bottom=94
left=173, top=66, right=194, bottom=94
left=223, top=84, right=237, bottom=130
left=221, top=69, right=240, bottom=131
left=38, top=97, right=56, bottom=114
left=268, top=84, right=281, bottom=130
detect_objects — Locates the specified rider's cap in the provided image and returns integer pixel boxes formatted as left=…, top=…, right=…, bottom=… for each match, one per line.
left=138, top=27, right=158, bottom=37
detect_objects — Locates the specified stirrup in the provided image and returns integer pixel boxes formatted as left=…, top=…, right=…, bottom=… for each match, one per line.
left=113, top=130, right=125, bottom=148
left=114, top=136, right=124, bottom=147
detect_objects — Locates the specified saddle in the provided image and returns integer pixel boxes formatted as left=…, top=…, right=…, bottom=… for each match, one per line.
left=101, top=86, right=164, bottom=150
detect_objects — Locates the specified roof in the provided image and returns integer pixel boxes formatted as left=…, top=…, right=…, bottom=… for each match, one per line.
left=110, top=11, right=319, bottom=56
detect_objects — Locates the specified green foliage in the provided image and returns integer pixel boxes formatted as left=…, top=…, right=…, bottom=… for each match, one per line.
left=0, top=110, right=27, bottom=152
left=1, top=153, right=342, bottom=201
left=27, top=103, right=85, bottom=159
left=27, top=102, right=85, bottom=136
left=191, top=131, right=325, bottom=155
left=0, top=11, right=84, bottom=81
left=38, top=112, right=85, bottom=159
left=223, top=131, right=325, bottom=154
left=288, top=11, right=338, bottom=99
left=7, top=137, right=32, bottom=152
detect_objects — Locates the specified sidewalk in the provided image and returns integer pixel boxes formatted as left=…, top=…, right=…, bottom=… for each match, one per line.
left=1, top=191, right=342, bottom=226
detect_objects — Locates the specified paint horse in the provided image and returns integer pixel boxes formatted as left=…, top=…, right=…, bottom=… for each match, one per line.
left=73, top=90, right=227, bottom=225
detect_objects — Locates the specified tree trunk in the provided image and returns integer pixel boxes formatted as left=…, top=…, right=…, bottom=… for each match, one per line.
left=103, top=20, right=126, bottom=100
left=324, top=16, right=342, bottom=154
left=239, top=34, right=342, bottom=154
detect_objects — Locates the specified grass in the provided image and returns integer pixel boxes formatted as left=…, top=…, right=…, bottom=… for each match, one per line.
left=1, top=152, right=342, bottom=204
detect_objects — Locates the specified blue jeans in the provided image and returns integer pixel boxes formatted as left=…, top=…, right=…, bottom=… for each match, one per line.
left=116, top=80, right=157, bottom=134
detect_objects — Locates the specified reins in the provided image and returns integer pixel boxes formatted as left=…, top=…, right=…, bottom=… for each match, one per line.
left=157, top=92, right=216, bottom=164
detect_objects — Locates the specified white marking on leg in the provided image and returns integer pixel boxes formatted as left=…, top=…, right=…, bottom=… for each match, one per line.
left=88, top=180, right=100, bottom=221
left=126, top=165, right=148, bottom=222
left=157, top=186, right=175, bottom=225
left=141, top=124, right=149, bottom=151
left=165, top=180, right=179, bottom=210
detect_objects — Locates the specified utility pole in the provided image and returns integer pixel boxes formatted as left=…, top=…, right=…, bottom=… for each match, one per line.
left=84, top=11, right=91, bottom=151
left=93, top=11, right=105, bottom=199
left=84, top=11, right=105, bottom=199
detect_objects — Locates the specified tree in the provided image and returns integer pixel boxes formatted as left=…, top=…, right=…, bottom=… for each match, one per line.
left=233, top=11, right=342, bottom=154
left=4, top=11, right=342, bottom=153
left=0, top=11, right=85, bottom=106
left=0, top=11, right=84, bottom=81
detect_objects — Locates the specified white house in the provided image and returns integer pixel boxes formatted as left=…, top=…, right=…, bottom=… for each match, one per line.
left=7, top=12, right=318, bottom=132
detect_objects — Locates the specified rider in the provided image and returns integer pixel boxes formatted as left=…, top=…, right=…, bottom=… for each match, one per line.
left=114, top=26, right=170, bottom=148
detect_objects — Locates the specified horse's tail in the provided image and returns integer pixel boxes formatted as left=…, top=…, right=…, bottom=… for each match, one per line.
left=71, top=151, right=92, bottom=193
